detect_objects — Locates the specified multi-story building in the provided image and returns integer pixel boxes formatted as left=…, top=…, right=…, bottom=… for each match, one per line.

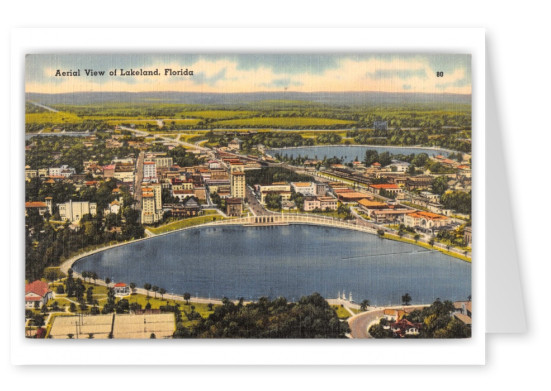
left=57, top=200, right=97, bottom=223
left=113, top=162, right=135, bottom=182
left=49, top=165, right=76, bottom=178
left=154, top=156, right=174, bottom=168
left=368, top=183, right=403, bottom=196
left=318, top=196, right=338, bottom=211
left=257, top=183, right=292, bottom=204
left=403, top=211, right=451, bottom=229
left=25, top=168, right=37, bottom=181
left=143, top=161, right=157, bottom=181
left=141, top=182, right=163, bottom=224
left=231, top=171, right=246, bottom=199
left=291, top=182, right=316, bottom=196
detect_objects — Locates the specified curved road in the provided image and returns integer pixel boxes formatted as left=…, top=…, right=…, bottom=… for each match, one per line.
left=348, top=309, right=384, bottom=338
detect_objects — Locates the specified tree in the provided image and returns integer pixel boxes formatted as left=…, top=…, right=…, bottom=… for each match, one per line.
left=159, top=288, right=166, bottom=300
left=265, top=193, right=282, bottom=210
left=429, top=237, right=435, bottom=246
left=129, top=282, right=136, bottom=294
left=360, top=299, right=370, bottom=311
left=402, top=293, right=412, bottom=306
left=431, top=176, right=449, bottom=196
left=69, top=303, right=77, bottom=313
left=377, top=229, right=385, bottom=237
left=152, top=285, right=159, bottom=298
left=364, top=150, right=379, bottom=166
left=183, top=292, right=191, bottom=305
left=414, top=234, right=421, bottom=242
left=144, top=283, right=152, bottom=297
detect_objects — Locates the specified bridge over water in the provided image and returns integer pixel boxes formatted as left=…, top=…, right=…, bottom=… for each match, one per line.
left=204, top=213, right=378, bottom=235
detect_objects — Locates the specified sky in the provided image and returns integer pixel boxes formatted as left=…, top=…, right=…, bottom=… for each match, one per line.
left=25, top=54, right=471, bottom=95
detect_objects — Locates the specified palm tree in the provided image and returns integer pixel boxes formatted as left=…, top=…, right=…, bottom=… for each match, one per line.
left=184, top=292, right=191, bottom=305
left=401, top=293, right=412, bottom=306
left=151, top=286, right=159, bottom=298
left=129, top=282, right=136, bottom=295
left=159, top=288, right=166, bottom=300
left=360, top=299, right=370, bottom=311
left=414, top=234, right=420, bottom=243
left=144, top=283, right=152, bottom=297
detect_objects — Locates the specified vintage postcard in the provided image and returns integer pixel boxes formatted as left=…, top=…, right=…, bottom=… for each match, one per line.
left=24, top=53, right=472, bottom=340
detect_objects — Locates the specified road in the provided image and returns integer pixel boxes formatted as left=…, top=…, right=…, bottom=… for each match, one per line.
left=28, top=101, right=59, bottom=112
left=348, top=305, right=429, bottom=338
left=348, top=309, right=385, bottom=338
left=119, top=125, right=212, bottom=153
left=134, top=151, right=145, bottom=212
left=245, top=185, right=274, bottom=216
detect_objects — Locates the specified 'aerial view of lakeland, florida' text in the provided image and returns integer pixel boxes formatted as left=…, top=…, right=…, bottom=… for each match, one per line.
left=24, top=54, right=472, bottom=339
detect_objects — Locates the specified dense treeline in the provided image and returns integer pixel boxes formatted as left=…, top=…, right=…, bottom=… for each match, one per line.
left=441, top=191, right=472, bottom=214
left=25, top=206, right=144, bottom=281
left=173, top=293, right=349, bottom=338
left=25, top=178, right=143, bottom=281
left=205, top=131, right=315, bottom=149
left=245, top=167, right=312, bottom=186
left=26, top=134, right=139, bottom=173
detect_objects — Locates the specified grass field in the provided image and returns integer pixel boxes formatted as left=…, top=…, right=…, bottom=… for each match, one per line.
left=211, top=117, right=356, bottom=128
left=25, top=111, right=82, bottom=125
left=148, top=214, right=226, bottom=235
left=332, top=305, right=352, bottom=319
left=179, top=110, right=255, bottom=119
left=384, top=233, right=471, bottom=262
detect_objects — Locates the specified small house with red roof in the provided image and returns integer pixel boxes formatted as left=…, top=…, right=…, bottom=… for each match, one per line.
left=25, top=280, right=52, bottom=309
left=390, top=319, right=422, bottom=337
left=113, top=282, right=131, bottom=296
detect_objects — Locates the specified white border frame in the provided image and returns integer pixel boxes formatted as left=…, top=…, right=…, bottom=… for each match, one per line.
left=10, top=28, right=485, bottom=365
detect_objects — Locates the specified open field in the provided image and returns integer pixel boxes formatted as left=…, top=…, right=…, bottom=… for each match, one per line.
left=25, top=111, right=81, bottom=125
left=49, top=313, right=114, bottom=339
left=179, top=110, right=255, bottom=119
left=48, top=313, right=176, bottom=339
left=211, top=117, right=356, bottom=128
left=113, top=313, right=175, bottom=339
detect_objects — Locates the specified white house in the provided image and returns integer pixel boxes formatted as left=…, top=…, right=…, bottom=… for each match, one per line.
left=389, top=160, right=411, bottom=173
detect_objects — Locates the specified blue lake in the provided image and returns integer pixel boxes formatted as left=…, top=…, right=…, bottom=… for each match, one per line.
left=72, top=224, right=471, bottom=306
left=267, top=145, right=451, bottom=163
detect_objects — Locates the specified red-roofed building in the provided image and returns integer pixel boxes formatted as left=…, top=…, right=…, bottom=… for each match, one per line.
left=404, top=210, right=451, bottom=228
left=390, top=319, right=422, bottom=337
left=25, top=280, right=52, bottom=309
left=113, top=282, right=130, bottom=296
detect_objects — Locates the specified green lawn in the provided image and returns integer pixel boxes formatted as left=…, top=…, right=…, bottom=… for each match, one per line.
left=384, top=233, right=471, bottom=262
left=332, top=305, right=352, bottom=319
left=148, top=214, right=226, bottom=235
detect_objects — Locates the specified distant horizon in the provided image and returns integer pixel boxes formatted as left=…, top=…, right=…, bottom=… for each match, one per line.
left=26, top=54, right=472, bottom=95
left=26, top=90, right=472, bottom=97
